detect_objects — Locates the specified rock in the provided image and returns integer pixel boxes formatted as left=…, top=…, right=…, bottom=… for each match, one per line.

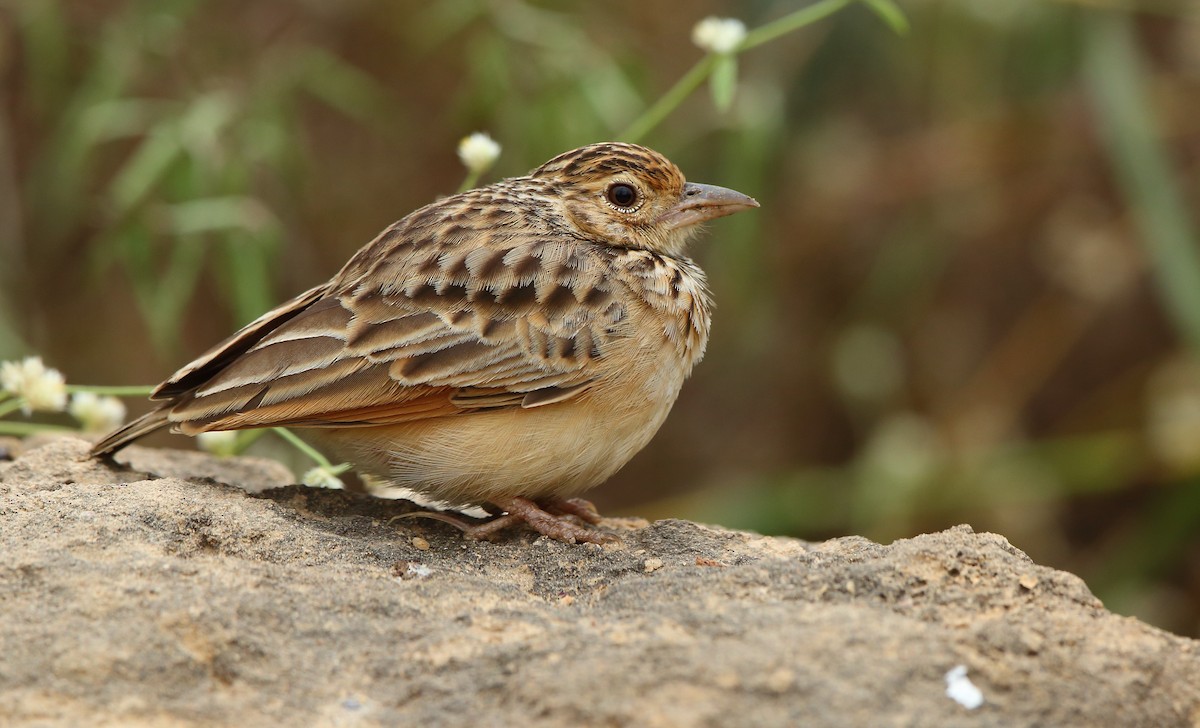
left=1, top=437, right=1198, bottom=727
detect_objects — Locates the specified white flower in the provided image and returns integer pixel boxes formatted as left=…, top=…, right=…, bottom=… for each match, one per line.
left=0, top=361, right=21, bottom=395
left=457, top=132, right=501, bottom=175
left=692, top=17, right=747, bottom=55
left=301, top=465, right=345, bottom=490
left=196, top=430, right=239, bottom=457
left=68, top=392, right=126, bottom=433
left=0, top=356, right=68, bottom=414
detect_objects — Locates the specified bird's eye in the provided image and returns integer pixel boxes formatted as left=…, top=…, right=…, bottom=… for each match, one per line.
left=606, top=183, right=639, bottom=210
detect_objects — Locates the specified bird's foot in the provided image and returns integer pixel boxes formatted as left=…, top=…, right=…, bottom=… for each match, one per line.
left=393, top=496, right=616, bottom=544
left=482, top=496, right=616, bottom=544
left=541, top=497, right=603, bottom=524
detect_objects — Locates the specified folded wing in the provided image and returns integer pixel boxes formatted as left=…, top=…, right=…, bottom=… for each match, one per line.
left=160, top=237, right=626, bottom=433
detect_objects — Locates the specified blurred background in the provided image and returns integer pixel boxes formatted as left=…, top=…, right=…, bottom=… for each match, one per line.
left=3, top=0, right=1200, bottom=635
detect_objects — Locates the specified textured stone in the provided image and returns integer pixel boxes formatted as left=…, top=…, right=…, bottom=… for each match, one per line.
left=2, top=438, right=1198, bottom=727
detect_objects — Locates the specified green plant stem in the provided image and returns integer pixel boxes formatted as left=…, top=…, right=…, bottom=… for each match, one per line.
left=272, top=426, right=347, bottom=473
left=232, top=428, right=267, bottom=455
left=1083, top=14, right=1200, bottom=351
left=861, top=0, right=909, bottom=34
left=65, top=384, right=155, bottom=396
left=620, top=0, right=865, bottom=143
left=620, top=55, right=716, bottom=143
left=741, top=0, right=855, bottom=50
left=0, top=420, right=74, bottom=436
left=0, top=398, right=25, bottom=418
left=456, top=169, right=482, bottom=193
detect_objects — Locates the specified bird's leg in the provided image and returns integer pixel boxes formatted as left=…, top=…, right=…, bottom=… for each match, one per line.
left=480, top=496, right=616, bottom=544
left=390, top=497, right=614, bottom=544
left=539, top=497, right=603, bottom=525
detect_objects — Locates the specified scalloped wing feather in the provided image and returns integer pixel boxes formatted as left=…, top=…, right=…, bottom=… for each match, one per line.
left=163, top=232, right=627, bottom=432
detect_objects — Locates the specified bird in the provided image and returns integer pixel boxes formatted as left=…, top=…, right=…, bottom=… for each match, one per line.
left=91, top=142, right=759, bottom=543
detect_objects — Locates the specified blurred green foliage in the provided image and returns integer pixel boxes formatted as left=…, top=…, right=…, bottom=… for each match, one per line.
left=6, top=0, right=389, bottom=354
left=3, top=0, right=1200, bottom=636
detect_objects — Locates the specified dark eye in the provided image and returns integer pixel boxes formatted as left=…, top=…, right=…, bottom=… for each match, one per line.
left=606, top=183, right=639, bottom=209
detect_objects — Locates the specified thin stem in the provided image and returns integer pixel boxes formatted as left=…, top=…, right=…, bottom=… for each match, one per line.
left=1083, top=14, right=1200, bottom=350
left=741, top=0, right=855, bottom=50
left=327, top=462, right=352, bottom=476
left=456, top=169, right=482, bottom=194
left=619, top=0, right=861, bottom=143
left=620, top=54, right=716, bottom=144
left=232, top=427, right=267, bottom=455
left=272, top=426, right=341, bottom=470
left=65, top=384, right=156, bottom=396
left=0, top=398, right=25, bottom=418
left=0, top=420, right=74, bottom=436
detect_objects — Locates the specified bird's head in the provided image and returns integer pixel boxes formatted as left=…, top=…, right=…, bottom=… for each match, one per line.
left=530, top=142, right=759, bottom=257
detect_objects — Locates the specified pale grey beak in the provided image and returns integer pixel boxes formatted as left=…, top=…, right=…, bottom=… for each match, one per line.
left=658, top=182, right=760, bottom=230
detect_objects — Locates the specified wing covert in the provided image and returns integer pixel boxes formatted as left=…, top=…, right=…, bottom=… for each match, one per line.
left=165, top=238, right=626, bottom=432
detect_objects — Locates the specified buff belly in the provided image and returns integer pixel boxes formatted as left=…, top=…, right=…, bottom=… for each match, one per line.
left=309, top=382, right=680, bottom=506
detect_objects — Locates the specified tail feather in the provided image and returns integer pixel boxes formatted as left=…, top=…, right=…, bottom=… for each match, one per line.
left=90, top=407, right=172, bottom=459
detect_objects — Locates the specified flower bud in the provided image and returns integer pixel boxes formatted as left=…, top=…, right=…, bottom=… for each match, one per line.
left=692, top=17, right=747, bottom=55
left=302, top=465, right=345, bottom=490
left=69, top=392, right=127, bottom=432
left=0, top=356, right=68, bottom=414
left=457, top=132, right=501, bottom=175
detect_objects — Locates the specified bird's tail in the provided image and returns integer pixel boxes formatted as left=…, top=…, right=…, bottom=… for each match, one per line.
left=90, top=407, right=172, bottom=459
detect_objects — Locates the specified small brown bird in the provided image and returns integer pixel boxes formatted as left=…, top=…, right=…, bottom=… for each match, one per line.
left=92, top=142, right=758, bottom=543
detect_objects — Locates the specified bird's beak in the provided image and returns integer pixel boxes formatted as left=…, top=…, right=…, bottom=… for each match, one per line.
left=657, top=182, right=760, bottom=230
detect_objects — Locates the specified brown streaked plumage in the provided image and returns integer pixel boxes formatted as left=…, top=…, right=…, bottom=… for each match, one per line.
left=91, top=142, right=759, bottom=543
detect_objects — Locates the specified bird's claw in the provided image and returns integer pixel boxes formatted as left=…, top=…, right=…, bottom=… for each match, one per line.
left=391, top=497, right=617, bottom=545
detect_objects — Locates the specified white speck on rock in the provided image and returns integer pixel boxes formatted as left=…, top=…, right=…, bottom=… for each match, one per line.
left=945, top=665, right=984, bottom=709
left=398, top=563, right=432, bottom=580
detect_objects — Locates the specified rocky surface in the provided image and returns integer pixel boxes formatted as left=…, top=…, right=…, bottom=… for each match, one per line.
left=2, top=437, right=1198, bottom=727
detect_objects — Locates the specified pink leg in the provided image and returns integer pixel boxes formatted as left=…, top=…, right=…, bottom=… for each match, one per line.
left=486, top=496, right=615, bottom=544
left=540, top=497, right=603, bottom=525
left=391, top=497, right=615, bottom=544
